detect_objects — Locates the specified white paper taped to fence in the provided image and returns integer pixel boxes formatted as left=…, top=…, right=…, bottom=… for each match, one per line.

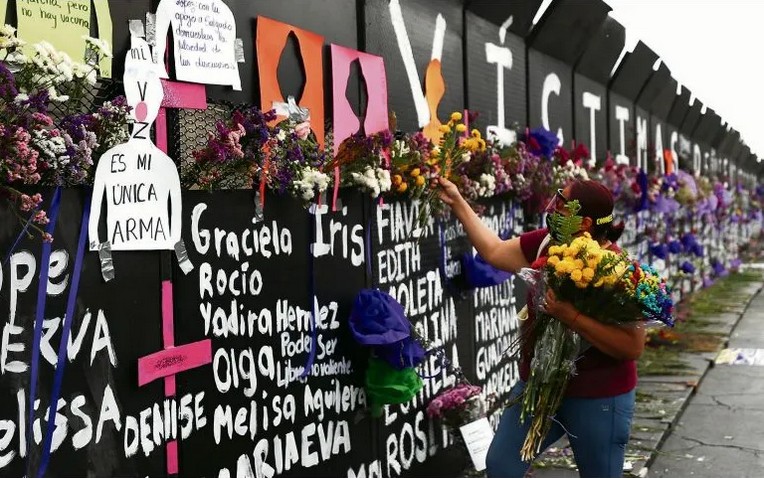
left=153, top=0, right=242, bottom=90
left=716, top=348, right=764, bottom=366
left=89, top=34, right=181, bottom=251
left=459, top=417, right=494, bottom=472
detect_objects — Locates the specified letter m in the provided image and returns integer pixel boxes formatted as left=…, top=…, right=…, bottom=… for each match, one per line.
left=137, top=153, right=152, bottom=170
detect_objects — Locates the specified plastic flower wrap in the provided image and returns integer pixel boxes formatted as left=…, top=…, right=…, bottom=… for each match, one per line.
left=426, top=383, right=484, bottom=428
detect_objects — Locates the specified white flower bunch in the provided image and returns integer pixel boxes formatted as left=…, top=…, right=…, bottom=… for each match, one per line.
left=349, top=166, right=391, bottom=198
left=0, top=24, right=25, bottom=51
left=477, top=173, right=497, bottom=197
left=555, top=160, right=589, bottom=183
left=293, top=167, right=330, bottom=201
left=31, top=129, right=67, bottom=159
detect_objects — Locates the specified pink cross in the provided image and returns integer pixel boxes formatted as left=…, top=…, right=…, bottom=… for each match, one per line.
left=137, top=78, right=210, bottom=476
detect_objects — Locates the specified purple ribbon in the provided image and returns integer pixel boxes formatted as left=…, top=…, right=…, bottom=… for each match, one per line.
left=27, top=186, right=62, bottom=463
left=38, top=191, right=90, bottom=477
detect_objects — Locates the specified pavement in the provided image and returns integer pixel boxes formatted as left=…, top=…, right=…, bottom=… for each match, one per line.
left=527, top=280, right=764, bottom=478
left=647, top=290, right=764, bottom=478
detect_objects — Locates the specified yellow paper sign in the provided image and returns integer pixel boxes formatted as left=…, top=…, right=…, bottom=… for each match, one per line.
left=93, top=0, right=112, bottom=77
left=16, top=0, right=92, bottom=64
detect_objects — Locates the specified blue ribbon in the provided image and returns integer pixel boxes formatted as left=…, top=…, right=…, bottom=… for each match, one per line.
left=27, top=186, right=62, bottom=463
left=37, top=191, right=90, bottom=477
left=300, top=198, right=319, bottom=378
left=3, top=208, right=38, bottom=267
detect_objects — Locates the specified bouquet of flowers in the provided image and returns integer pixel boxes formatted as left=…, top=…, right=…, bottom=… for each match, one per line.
left=415, top=112, right=486, bottom=229
left=426, top=383, right=485, bottom=429
left=324, top=130, right=393, bottom=198
left=514, top=200, right=674, bottom=460
left=387, top=131, right=433, bottom=199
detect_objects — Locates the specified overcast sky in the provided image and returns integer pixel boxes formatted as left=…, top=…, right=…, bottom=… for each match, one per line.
left=536, top=0, right=764, bottom=161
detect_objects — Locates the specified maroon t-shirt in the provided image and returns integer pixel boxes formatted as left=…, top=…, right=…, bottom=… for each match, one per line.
left=518, top=228, right=637, bottom=398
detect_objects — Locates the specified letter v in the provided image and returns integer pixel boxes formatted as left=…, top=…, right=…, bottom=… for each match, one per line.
left=389, top=0, right=446, bottom=129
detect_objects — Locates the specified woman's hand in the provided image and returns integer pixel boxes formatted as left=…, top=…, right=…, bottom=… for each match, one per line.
left=540, top=288, right=578, bottom=324
left=435, top=177, right=464, bottom=207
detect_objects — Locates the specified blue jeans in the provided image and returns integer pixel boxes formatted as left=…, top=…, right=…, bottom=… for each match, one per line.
left=486, top=381, right=636, bottom=478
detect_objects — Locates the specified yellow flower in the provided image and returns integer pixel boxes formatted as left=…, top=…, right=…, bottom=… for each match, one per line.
left=471, top=129, right=481, bottom=138
left=392, top=174, right=402, bottom=186
left=594, top=278, right=605, bottom=287
left=398, top=182, right=408, bottom=193
left=439, top=124, right=451, bottom=134
left=582, top=268, right=595, bottom=282
left=548, top=255, right=561, bottom=266
left=586, top=258, right=599, bottom=269
left=573, top=259, right=584, bottom=270
left=575, top=281, right=588, bottom=289
left=415, top=175, right=425, bottom=186
left=554, top=261, right=568, bottom=275
left=570, top=269, right=583, bottom=282
left=564, top=246, right=579, bottom=258
left=451, top=112, right=463, bottom=122
left=410, top=168, right=421, bottom=177
left=456, top=124, right=467, bottom=133
left=548, top=245, right=561, bottom=256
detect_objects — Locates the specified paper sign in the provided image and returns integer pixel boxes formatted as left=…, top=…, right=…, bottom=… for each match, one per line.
left=154, top=0, right=242, bottom=90
left=459, top=417, right=494, bottom=471
left=16, top=0, right=90, bottom=62
left=0, top=0, right=7, bottom=25
left=716, top=348, right=764, bottom=366
left=256, top=15, right=324, bottom=148
left=92, top=0, right=113, bottom=77
left=89, top=35, right=182, bottom=251
left=330, top=44, right=389, bottom=156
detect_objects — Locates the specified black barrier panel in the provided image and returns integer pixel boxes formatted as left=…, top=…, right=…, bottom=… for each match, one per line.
left=667, top=85, right=691, bottom=130
left=635, top=105, right=652, bottom=171
left=528, top=49, right=573, bottom=145
left=636, top=62, right=669, bottom=111
left=609, top=42, right=658, bottom=101
left=369, top=198, right=473, bottom=477
left=171, top=190, right=377, bottom=477
left=650, top=115, right=667, bottom=173
left=527, top=0, right=610, bottom=66
left=573, top=73, right=608, bottom=163
left=468, top=199, right=524, bottom=430
left=575, top=16, right=625, bottom=86
left=0, top=188, right=164, bottom=477
left=680, top=99, right=703, bottom=137
left=465, top=11, right=527, bottom=137
left=650, top=78, right=678, bottom=123
left=363, top=0, right=464, bottom=133
left=467, top=0, right=544, bottom=38
left=607, top=91, right=635, bottom=163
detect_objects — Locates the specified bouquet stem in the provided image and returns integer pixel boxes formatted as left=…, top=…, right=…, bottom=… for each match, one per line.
left=518, top=315, right=579, bottom=462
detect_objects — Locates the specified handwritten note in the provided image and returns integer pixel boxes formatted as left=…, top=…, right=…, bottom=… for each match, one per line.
left=154, top=0, right=242, bottom=90
left=459, top=418, right=494, bottom=471
left=16, top=0, right=90, bottom=61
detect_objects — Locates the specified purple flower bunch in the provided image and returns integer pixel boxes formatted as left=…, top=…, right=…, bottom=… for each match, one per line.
left=184, top=107, right=276, bottom=190
left=426, top=383, right=483, bottom=427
